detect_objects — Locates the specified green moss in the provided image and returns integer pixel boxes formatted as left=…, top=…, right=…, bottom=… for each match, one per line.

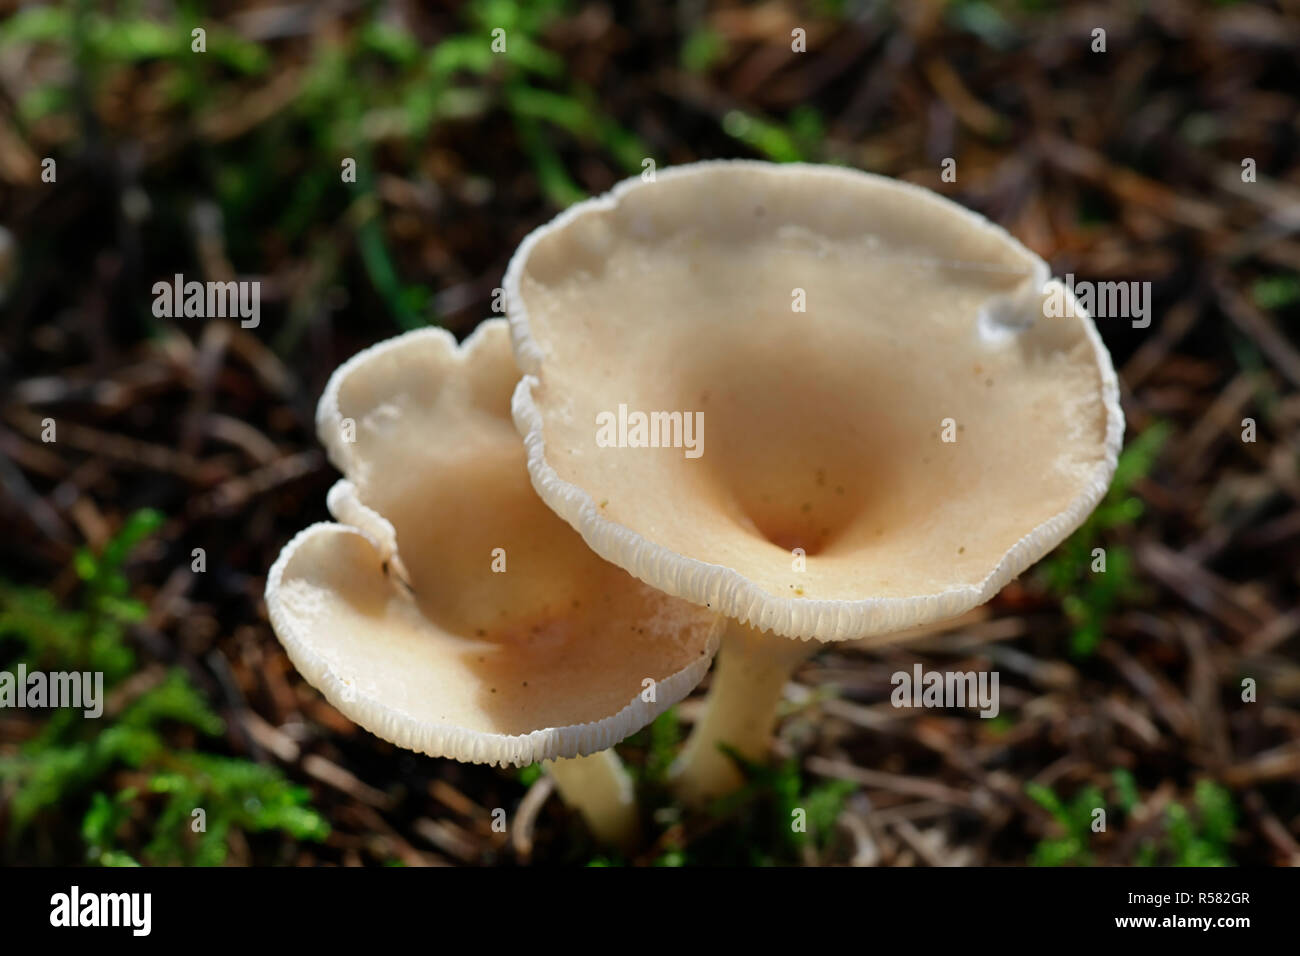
left=1039, top=423, right=1170, bottom=656
left=0, top=510, right=327, bottom=865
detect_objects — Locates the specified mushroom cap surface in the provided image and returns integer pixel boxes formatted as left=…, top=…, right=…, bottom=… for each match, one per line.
left=506, top=160, right=1124, bottom=642
left=266, top=319, right=721, bottom=766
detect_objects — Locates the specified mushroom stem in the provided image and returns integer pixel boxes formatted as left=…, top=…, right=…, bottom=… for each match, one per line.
left=543, top=751, right=640, bottom=849
left=671, top=621, right=817, bottom=805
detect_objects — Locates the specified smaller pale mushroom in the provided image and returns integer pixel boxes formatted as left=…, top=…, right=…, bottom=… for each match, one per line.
left=505, top=160, right=1125, bottom=803
left=265, top=319, right=722, bottom=846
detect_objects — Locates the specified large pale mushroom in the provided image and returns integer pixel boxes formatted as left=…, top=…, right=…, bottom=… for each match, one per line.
left=265, top=319, right=722, bottom=845
left=505, top=160, right=1124, bottom=803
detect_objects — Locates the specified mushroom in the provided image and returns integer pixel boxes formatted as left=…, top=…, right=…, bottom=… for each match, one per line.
left=265, top=319, right=722, bottom=845
left=504, top=160, right=1124, bottom=803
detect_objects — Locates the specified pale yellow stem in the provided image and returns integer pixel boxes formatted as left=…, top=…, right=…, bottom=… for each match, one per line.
left=671, top=621, right=817, bottom=805
left=543, top=750, right=639, bottom=849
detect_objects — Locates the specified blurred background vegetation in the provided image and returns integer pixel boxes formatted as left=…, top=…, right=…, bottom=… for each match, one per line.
left=0, top=0, right=1298, bottom=865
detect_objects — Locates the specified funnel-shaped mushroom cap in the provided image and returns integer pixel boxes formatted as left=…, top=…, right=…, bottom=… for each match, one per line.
left=506, top=161, right=1124, bottom=642
left=266, top=320, right=721, bottom=766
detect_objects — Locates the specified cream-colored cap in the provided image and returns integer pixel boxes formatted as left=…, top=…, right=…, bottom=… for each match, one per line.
left=266, top=319, right=721, bottom=766
left=505, top=160, right=1124, bottom=642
